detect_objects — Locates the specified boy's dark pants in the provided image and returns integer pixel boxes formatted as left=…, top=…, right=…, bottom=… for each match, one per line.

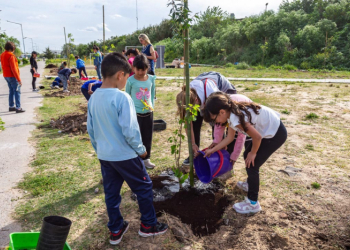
left=137, top=112, right=153, bottom=160
left=78, top=67, right=88, bottom=78
left=81, top=87, right=90, bottom=101
left=100, top=157, right=157, bottom=232
left=244, top=121, right=287, bottom=202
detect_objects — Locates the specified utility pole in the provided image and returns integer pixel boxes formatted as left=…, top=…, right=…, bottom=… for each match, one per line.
left=265, top=3, right=269, bottom=12
left=7, top=20, right=25, bottom=56
left=103, top=5, right=105, bottom=54
left=24, top=37, right=34, bottom=52
left=64, top=27, right=69, bottom=66
left=136, top=0, right=139, bottom=30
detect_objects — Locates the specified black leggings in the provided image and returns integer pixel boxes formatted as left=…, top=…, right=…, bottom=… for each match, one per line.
left=137, top=112, right=154, bottom=160
left=31, top=71, right=37, bottom=90
left=79, top=67, right=88, bottom=78
left=244, top=121, right=287, bottom=201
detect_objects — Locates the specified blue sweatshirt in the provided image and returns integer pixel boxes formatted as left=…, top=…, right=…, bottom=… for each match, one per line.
left=87, top=88, right=146, bottom=161
left=76, top=58, right=85, bottom=69
left=58, top=68, right=72, bottom=79
left=93, top=51, right=102, bottom=66
left=81, top=80, right=102, bottom=91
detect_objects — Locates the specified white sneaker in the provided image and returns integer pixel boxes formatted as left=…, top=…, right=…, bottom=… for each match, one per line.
left=144, top=159, right=155, bottom=169
left=54, top=86, right=60, bottom=89
left=237, top=181, right=249, bottom=192
left=233, top=197, right=261, bottom=214
left=50, top=85, right=54, bottom=89
left=63, top=90, right=70, bottom=93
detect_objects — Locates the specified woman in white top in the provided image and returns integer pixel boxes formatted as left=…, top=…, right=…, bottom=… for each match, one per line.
left=203, top=92, right=287, bottom=214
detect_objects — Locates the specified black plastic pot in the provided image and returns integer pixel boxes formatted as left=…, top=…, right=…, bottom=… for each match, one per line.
left=36, top=216, right=72, bottom=250
left=153, top=119, right=167, bottom=131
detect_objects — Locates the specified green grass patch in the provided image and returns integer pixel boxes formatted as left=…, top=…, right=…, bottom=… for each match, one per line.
left=305, top=113, right=319, bottom=120
left=311, top=182, right=321, bottom=189
left=281, top=109, right=291, bottom=115
left=305, top=144, right=314, bottom=151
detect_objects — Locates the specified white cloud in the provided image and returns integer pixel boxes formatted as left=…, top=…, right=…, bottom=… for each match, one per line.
left=80, top=23, right=111, bottom=32
left=111, top=14, right=122, bottom=19
left=28, top=14, right=47, bottom=19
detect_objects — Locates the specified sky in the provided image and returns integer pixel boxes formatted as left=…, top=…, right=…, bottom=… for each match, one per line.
left=0, top=0, right=283, bottom=53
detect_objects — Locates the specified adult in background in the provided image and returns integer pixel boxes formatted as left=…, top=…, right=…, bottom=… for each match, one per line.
left=75, top=55, right=88, bottom=79
left=0, top=41, right=25, bottom=113
left=122, top=49, right=127, bottom=59
left=93, top=45, right=102, bottom=81
left=138, top=34, right=156, bottom=75
left=30, top=51, right=39, bottom=91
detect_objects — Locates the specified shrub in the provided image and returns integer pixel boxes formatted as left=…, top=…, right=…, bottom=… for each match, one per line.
left=225, top=63, right=234, bottom=68
left=283, top=64, right=297, bottom=70
left=255, top=65, right=266, bottom=70
left=236, top=62, right=250, bottom=70
left=22, top=58, right=29, bottom=65
left=300, top=61, right=311, bottom=70
left=269, top=64, right=282, bottom=70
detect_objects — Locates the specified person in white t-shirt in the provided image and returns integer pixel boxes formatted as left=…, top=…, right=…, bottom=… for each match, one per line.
left=202, top=92, right=287, bottom=214
left=176, top=76, right=236, bottom=167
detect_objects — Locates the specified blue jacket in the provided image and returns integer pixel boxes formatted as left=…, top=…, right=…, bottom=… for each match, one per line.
left=58, top=68, right=72, bottom=79
left=81, top=80, right=102, bottom=91
left=87, top=88, right=146, bottom=161
left=93, top=51, right=102, bottom=66
left=76, top=58, right=85, bottom=69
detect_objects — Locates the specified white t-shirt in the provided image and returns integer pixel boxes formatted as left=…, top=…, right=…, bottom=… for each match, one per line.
left=190, top=79, right=219, bottom=109
left=228, top=105, right=281, bottom=138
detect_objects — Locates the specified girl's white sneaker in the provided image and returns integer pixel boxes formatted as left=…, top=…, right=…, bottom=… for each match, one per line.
left=144, top=159, right=155, bottom=169
left=237, top=181, right=249, bottom=192
left=233, top=197, right=261, bottom=214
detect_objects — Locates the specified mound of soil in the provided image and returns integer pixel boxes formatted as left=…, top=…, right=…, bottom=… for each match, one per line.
left=154, top=187, right=229, bottom=237
left=49, top=68, right=58, bottom=75
left=45, top=64, right=58, bottom=68
left=50, top=113, right=87, bottom=134
left=45, top=77, right=83, bottom=97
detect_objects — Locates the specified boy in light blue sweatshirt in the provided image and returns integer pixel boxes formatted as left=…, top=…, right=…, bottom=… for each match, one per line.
left=87, top=52, right=168, bottom=246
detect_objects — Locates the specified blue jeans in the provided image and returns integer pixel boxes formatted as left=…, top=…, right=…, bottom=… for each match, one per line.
left=58, top=74, right=68, bottom=90
left=81, top=87, right=90, bottom=101
left=95, top=65, right=101, bottom=81
left=5, top=77, right=21, bottom=109
left=99, top=157, right=157, bottom=231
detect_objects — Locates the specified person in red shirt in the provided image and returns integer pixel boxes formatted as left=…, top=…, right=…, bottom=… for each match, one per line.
left=125, top=48, right=140, bottom=77
left=0, top=41, right=25, bottom=113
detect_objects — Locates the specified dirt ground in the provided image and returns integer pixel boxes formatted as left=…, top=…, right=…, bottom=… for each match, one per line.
left=18, top=76, right=350, bottom=249
left=45, top=77, right=84, bottom=97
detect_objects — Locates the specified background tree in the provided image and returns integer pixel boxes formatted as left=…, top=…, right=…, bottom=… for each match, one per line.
left=43, top=47, right=55, bottom=59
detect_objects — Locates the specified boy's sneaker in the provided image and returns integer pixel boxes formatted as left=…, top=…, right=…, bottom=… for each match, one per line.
left=182, top=157, right=190, bottom=166
left=144, top=159, right=155, bottom=169
left=50, top=85, right=54, bottom=89
left=233, top=197, right=261, bottom=214
left=63, top=90, right=70, bottom=93
left=237, top=181, right=249, bottom=192
left=109, top=221, right=129, bottom=245
left=54, top=86, right=60, bottom=89
left=138, top=222, right=168, bottom=237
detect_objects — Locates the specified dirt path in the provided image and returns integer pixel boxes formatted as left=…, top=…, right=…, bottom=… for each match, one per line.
left=0, top=61, right=45, bottom=246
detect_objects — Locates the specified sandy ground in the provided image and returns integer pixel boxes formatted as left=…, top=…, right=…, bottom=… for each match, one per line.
left=0, top=61, right=45, bottom=246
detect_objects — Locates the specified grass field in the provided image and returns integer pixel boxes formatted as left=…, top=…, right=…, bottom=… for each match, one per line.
left=14, top=68, right=350, bottom=249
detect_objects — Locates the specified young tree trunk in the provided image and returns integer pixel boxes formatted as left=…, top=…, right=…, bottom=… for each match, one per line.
left=184, top=0, right=194, bottom=187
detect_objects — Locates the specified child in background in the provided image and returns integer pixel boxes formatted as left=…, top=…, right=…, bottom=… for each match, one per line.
left=58, top=61, right=67, bottom=72
left=125, top=48, right=140, bottom=77
left=75, top=55, right=88, bottom=79
left=50, top=77, right=61, bottom=89
left=81, top=80, right=102, bottom=101
left=125, top=54, right=156, bottom=169
left=58, top=68, right=77, bottom=93
left=87, top=52, right=168, bottom=245
left=202, top=92, right=287, bottom=214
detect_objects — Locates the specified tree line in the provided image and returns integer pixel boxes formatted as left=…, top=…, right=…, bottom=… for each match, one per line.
left=52, top=0, right=350, bottom=70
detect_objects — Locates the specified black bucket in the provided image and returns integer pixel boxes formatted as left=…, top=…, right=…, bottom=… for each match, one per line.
left=36, top=216, right=72, bottom=250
